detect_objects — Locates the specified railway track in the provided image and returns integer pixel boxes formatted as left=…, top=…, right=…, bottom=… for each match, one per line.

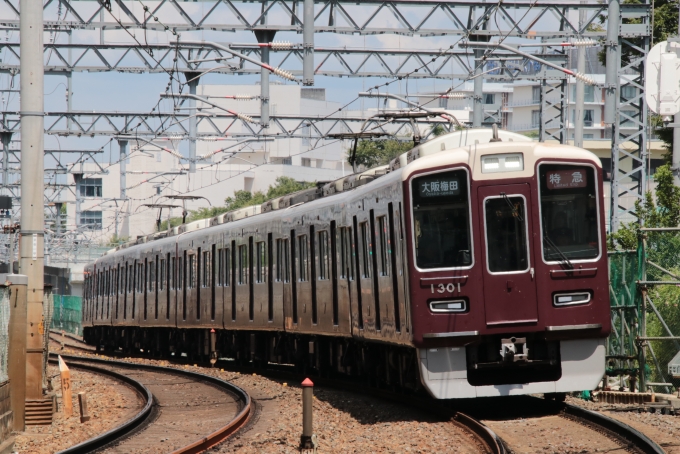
left=50, top=353, right=252, bottom=454
left=50, top=334, right=664, bottom=454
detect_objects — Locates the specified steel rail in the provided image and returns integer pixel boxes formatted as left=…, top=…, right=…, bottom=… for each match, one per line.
left=48, top=355, right=154, bottom=454
left=562, top=403, right=664, bottom=454
left=51, top=353, right=253, bottom=454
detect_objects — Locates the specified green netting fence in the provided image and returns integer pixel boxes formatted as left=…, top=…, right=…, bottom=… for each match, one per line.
left=50, top=295, right=82, bottom=336
left=607, top=249, right=642, bottom=387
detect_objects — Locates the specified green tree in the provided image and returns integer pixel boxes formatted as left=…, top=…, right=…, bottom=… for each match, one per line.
left=610, top=164, right=680, bottom=250
left=349, top=139, right=413, bottom=168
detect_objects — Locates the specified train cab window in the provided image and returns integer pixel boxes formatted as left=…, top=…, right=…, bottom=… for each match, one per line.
left=484, top=195, right=529, bottom=273
left=188, top=255, right=196, bottom=289
left=256, top=241, right=266, bottom=283
left=202, top=250, right=210, bottom=287
left=411, top=169, right=472, bottom=269
left=298, top=235, right=309, bottom=282
left=359, top=222, right=371, bottom=278
left=238, top=245, right=248, bottom=285
left=539, top=164, right=600, bottom=262
left=318, top=230, right=329, bottom=280
left=377, top=216, right=389, bottom=276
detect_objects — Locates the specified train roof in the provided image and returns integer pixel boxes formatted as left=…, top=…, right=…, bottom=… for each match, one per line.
left=104, top=129, right=596, bottom=257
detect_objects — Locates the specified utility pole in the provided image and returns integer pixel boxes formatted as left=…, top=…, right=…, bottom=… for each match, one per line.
left=302, top=0, right=315, bottom=86
left=574, top=6, right=587, bottom=148
left=20, top=0, right=45, bottom=399
left=674, top=3, right=680, bottom=186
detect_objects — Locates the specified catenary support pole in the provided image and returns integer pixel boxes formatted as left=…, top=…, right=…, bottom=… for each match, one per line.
left=118, top=140, right=128, bottom=238
left=604, top=0, right=619, bottom=125
left=20, top=0, right=45, bottom=400
left=472, top=48, right=484, bottom=128
left=255, top=30, right=276, bottom=129
left=574, top=6, right=586, bottom=148
left=187, top=73, right=200, bottom=173
left=6, top=274, right=27, bottom=431
left=0, top=132, right=11, bottom=195
left=303, top=0, right=315, bottom=86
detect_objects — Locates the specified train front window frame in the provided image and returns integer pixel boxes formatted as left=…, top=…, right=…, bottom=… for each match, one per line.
left=538, top=162, right=601, bottom=264
left=410, top=167, right=474, bottom=271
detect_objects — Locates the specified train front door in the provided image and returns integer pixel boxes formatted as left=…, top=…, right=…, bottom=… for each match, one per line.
left=477, top=184, right=538, bottom=326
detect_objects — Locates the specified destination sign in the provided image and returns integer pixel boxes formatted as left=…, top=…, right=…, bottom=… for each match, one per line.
left=546, top=168, right=588, bottom=190
left=417, top=176, right=461, bottom=198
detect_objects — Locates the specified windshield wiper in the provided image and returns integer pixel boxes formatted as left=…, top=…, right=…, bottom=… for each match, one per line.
left=543, top=234, right=574, bottom=270
left=500, top=192, right=523, bottom=221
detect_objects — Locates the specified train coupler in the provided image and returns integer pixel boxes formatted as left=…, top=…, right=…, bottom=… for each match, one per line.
left=500, top=337, right=529, bottom=363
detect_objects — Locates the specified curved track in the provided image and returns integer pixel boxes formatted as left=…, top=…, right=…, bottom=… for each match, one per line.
left=52, top=354, right=252, bottom=454
left=52, top=334, right=661, bottom=454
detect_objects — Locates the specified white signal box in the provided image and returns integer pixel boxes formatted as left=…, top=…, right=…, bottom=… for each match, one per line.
left=646, top=40, right=680, bottom=121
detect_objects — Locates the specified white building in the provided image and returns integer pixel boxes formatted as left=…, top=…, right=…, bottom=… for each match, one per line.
left=64, top=85, right=350, bottom=245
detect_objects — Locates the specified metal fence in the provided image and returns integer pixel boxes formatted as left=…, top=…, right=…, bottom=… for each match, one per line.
left=50, top=295, right=82, bottom=336
left=638, top=228, right=680, bottom=393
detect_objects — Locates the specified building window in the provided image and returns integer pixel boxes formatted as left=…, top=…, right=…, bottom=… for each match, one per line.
left=483, top=93, right=495, bottom=105
left=531, top=110, right=540, bottom=128
left=301, top=158, right=311, bottom=167
left=438, top=97, right=448, bottom=108
left=80, top=211, right=102, bottom=229
left=571, top=84, right=596, bottom=102
left=621, top=110, right=636, bottom=126
left=583, top=134, right=594, bottom=139
left=281, top=157, right=292, bottom=165
left=571, top=109, right=595, bottom=127
left=532, top=86, right=541, bottom=104
left=621, top=85, right=637, bottom=100
left=79, top=178, right=102, bottom=197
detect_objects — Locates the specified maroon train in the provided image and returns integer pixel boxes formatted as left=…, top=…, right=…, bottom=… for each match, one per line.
left=83, top=129, right=610, bottom=399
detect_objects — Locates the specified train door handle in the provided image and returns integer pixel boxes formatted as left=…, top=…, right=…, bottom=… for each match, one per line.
left=506, top=280, right=514, bottom=292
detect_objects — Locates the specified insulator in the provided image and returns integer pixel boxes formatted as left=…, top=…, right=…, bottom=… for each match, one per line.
left=234, top=95, right=257, bottom=100
left=570, top=39, right=598, bottom=47
left=442, top=92, right=467, bottom=99
left=237, top=113, right=256, bottom=124
left=271, top=67, right=296, bottom=81
left=573, top=72, right=597, bottom=86
left=270, top=41, right=293, bottom=50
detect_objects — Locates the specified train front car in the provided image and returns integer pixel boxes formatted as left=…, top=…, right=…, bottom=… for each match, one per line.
left=405, top=141, right=610, bottom=399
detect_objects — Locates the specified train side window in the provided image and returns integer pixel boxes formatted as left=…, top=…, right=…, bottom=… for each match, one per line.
left=127, top=263, right=132, bottom=293
left=256, top=241, right=266, bottom=283
left=138, top=263, right=144, bottom=293
left=281, top=238, right=290, bottom=283
left=171, top=257, right=176, bottom=289
left=178, top=256, right=183, bottom=290
left=378, top=216, right=389, bottom=276
left=298, top=234, right=308, bottom=282
left=347, top=227, right=355, bottom=280
left=149, top=260, right=155, bottom=291
left=360, top=222, right=371, bottom=278
left=159, top=258, right=166, bottom=291
left=202, top=250, right=210, bottom=288
left=217, top=248, right=223, bottom=286
left=318, top=230, right=329, bottom=280
left=339, top=228, right=347, bottom=279
left=188, top=254, right=196, bottom=289
left=238, top=244, right=248, bottom=285
left=227, top=247, right=231, bottom=287
left=275, top=239, right=283, bottom=282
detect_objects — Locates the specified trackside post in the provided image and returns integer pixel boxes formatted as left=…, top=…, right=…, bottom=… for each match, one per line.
left=300, top=378, right=317, bottom=453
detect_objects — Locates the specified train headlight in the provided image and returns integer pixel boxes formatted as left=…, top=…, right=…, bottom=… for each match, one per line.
left=553, top=292, right=591, bottom=307
left=481, top=153, right=524, bottom=173
left=429, top=299, right=467, bottom=313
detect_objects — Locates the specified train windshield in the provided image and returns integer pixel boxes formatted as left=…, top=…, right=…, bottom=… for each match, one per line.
left=411, top=169, right=472, bottom=269
left=539, top=164, right=600, bottom=261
